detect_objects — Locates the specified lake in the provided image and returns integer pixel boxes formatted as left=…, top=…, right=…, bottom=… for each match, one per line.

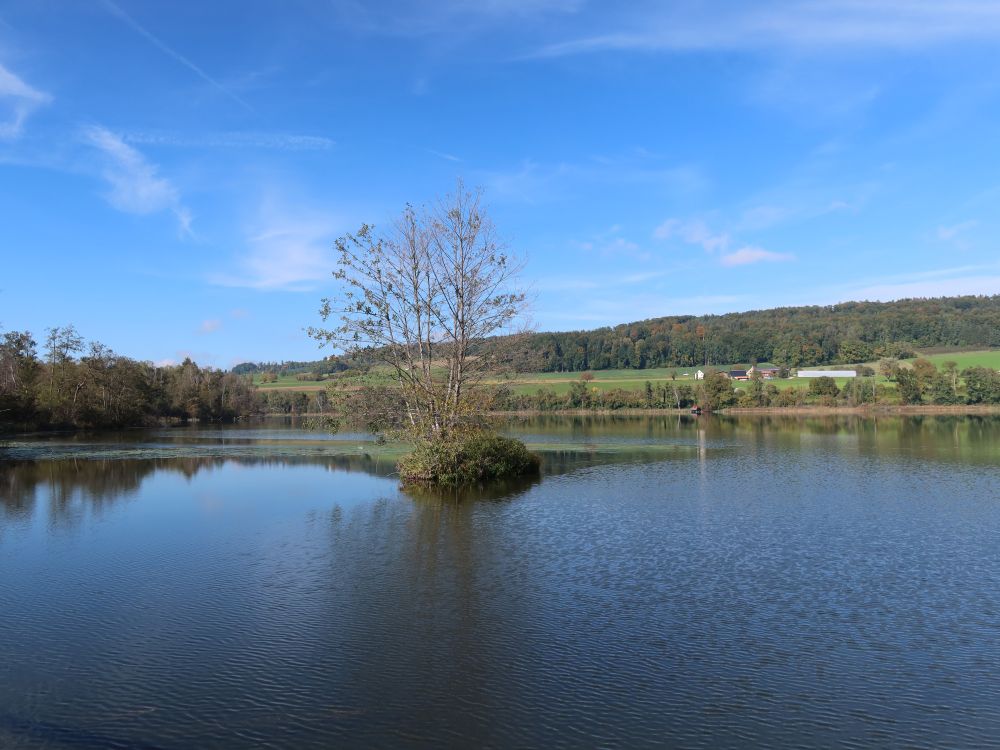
left=2, top=415, right=1000, bottom=748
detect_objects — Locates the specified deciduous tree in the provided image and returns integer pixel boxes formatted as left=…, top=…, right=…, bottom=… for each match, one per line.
left=309, top=182, right=528, bottom=436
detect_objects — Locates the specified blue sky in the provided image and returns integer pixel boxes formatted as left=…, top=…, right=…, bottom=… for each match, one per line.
left=3, top=1, right=1000, bottom=367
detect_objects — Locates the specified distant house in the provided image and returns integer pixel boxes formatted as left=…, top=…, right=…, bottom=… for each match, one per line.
left=728, top=369, right=749, bottom=380
left=748, top=365, right=780, bottom=379
left=695, top=369, right=705, bottom=380
left=797, top=370, right=857, bottom=378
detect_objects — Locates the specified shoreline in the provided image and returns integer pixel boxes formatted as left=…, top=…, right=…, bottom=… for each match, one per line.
left=6, top=404, right=1000, bottom=437
left=720, top=404, right=1000, bottom=416
left=491, top=405, right=1000, bottom=417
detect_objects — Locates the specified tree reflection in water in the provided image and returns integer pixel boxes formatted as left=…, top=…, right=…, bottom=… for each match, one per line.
left=4, top=414, right=999, bottom=525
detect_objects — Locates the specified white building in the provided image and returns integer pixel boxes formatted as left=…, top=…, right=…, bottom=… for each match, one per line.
left=695, top=369, right=705, bottom=380
left=796, top=370, right=857, bottom=378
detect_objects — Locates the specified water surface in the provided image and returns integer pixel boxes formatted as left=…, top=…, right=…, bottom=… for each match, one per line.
left=2, top=416, right=999, bottom=748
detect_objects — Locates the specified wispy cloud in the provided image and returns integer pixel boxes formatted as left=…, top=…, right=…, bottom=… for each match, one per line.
left=426, top=148, right=461, bottom=162
left=209, top=202, right=339, bottom=291
left=0, top=63, right=52, bottom=139
left=839, top=275, right=1000, bottom=303
left=122, top=130, right=335, bottom=151
left=82, top=125, right=192, bottom=233
left=332, top=0, right=582, bottom=37
left=654, top=218, right=729, bottom=252
left=936, top=220, right=977, bottom=244
left=731, top=173, right=874, bottom=233
left=481, top=156, right=706, bottom=204
left=570, top=224, right=651, bottom=261
left=720, top=246, right=795, bottom=267
left=534, top=267, right=669, bottom=293
left=530, top=2, right=1000, bottom=58
left=198, top=318, right=222, bottom=334
left=655, top=215, right=795, bottom=267
left=795, top=263, right=1000, bottom=308
left=537, top=292, right=746, bottom=328
left=101, top=0, right=253, bottom=111
left=737, top=204, right=792, bottom=232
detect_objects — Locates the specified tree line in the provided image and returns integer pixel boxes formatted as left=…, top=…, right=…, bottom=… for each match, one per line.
left=484, top=295, right=1000, bottom=372
left=1, top=326, right=258, bottom=431
left=232, top=356, right=349, bottom=377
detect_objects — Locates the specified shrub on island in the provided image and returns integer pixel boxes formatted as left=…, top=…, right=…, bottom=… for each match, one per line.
left=398, top=430, right=540, bottom=487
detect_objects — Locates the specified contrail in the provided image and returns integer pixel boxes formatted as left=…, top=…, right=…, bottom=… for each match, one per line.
left=101, top=0, right=254, bottom=112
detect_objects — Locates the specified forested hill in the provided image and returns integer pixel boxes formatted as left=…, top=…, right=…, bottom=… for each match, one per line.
left=496, top=295, right=1000, bottom=372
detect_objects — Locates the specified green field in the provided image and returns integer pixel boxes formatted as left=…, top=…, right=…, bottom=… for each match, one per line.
left=902, top=349, right=1000, bottom=370
left=510, top=367, right=700, bottom=395
left=253, top=373, right=329, bottom=390
left=504, top=348, right=997, bottom=397
left=253, top=369, right=397, bottom=390
left=515, top=366, right=699, bottom=382
left=794, top=349, right=1000, bottom=374
left=252, top=349, right=1000, bottom=397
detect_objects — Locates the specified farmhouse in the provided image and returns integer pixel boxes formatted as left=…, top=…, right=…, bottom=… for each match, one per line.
left=748, top=365, right=780, bottom=379
left=695, top=369, right=705, bottom=380
left=728, top=369, right=749, bottom=380
left=797, top=370, right=857, bottom=378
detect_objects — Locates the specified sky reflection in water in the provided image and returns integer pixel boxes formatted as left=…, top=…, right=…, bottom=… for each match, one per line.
left=2, top=416, right=1000, bottom=748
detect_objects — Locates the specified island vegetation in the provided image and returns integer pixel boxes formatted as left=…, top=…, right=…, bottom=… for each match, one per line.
left=307, top=182, right=540, bottom=486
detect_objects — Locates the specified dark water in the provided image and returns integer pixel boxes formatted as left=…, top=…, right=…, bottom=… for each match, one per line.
left=2, top=416, right=1000, bottom=748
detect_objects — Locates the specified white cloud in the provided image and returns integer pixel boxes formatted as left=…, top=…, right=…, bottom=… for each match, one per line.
left=122, top=130, right=335, bottom=151
left=0, top=63, right=52, bottom=139
left=82, top=125, right=192, bottom=233
left=537, top=291, right=746, bottom=329
left=602, top=236, right=640, bottom=255
left=654, top=218, right=729, bottom=252
left=738, top=204, right=791, bottom=232
left=209, top=203, right=339, bottom=291
left=822, top=263, right=1000, bottom=303
left=534, top=268, right=669, bottom=293
left=570, top=224, right=650, bottom=260
left=199, top=319, right=222, bottom=334
left=480, top=156, right=706, bottom=204
left=936, top=220, right=977, bottom=242
left=720, top=246, right=795, bottom=267
left=426, top=148, right=461, bottom=162
left=656, top=216, right=796, bottom=267
left=531, top=1, right=1000, bottom=58
left=841, top=275, right=1000, bottom=302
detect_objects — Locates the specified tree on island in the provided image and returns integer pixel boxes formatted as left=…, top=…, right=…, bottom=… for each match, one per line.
left=309, top=182, right=539, bottom=486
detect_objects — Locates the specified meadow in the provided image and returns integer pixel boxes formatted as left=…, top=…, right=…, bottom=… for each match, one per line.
left=252, top=349, right=1000, bottom=399
left=253, top=373, right=329, bottom=391
left=900, top=350, right=1000, bottom=370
